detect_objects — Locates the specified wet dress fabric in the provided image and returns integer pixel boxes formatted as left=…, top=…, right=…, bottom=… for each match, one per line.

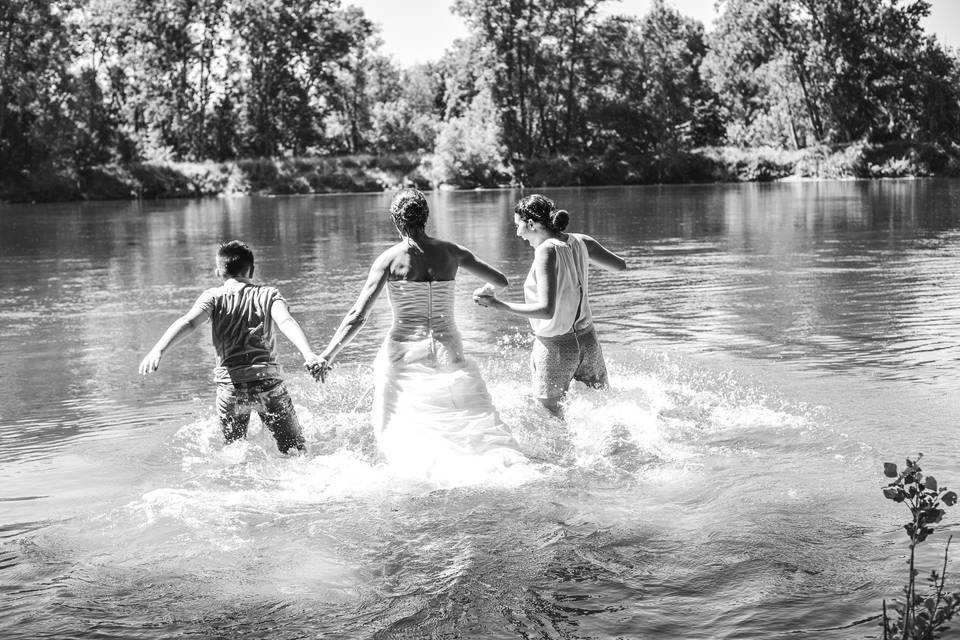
left=372, top=280, right=528, bottom=482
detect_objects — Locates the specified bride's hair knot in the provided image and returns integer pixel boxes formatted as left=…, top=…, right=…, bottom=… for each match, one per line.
left=390, top=188, right=429, bottom=233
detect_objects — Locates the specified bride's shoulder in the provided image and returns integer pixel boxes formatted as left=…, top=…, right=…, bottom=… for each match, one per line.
left=371, top=242, right=410, bottom=271
left=379, top=241, right=411, bottom=257
left=426, top=237, right=468, bottom=259
left=427, top=235, right=457, bottom=249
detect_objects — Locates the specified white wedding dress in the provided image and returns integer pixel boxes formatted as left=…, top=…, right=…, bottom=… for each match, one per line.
left=372, top=280, right=532, bottom=484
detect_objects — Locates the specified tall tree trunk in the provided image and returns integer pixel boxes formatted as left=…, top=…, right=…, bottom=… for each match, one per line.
left=790, top=55, right=824, bottom=143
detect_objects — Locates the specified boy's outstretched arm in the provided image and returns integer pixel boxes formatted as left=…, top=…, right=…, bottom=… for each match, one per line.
left=271, top=300, right=319, bottom=366
left=139, top=305, right=210, bottom=375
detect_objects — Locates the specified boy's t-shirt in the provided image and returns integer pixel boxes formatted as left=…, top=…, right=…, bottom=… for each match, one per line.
left=194, top=280, right=286, bottom=384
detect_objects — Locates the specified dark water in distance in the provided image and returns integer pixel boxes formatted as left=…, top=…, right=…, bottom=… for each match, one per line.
left=2, top=179, right=960, bottom=639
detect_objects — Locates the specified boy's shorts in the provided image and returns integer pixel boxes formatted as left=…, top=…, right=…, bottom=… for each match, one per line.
left=215, top=378, right=305, bottom=453
left=531, top=325, right=608, bottom=401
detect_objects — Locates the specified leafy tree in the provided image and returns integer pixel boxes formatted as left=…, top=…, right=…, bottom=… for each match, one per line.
left=585, top=4, right=721, bottom=155
left=428, top=73, right=507, bottom=187
left=368, top=62, right=444, bottom=154
left=69, top=67, right=121, bottom=167
left=581, top=15, right=655, bottom=154
left=704, top=0, right=823, bottom=147
left=232, top=0, right=355, bottom=157
left=435, top=37, right=488, bottom=121
left=78, top=0, right=237, bottom=160
left=323, top=5, right=382, bottom=154
left=77, top=0, right=373, bottom=161
left=0, top=0, right=77, bottom=173
left=638, top=2, right=723, bottom=148
left=453, top=0, right=606, bottom=177
left=705, top=0, right=960, bottom=148
left=5, top=0, right=959, bottom=195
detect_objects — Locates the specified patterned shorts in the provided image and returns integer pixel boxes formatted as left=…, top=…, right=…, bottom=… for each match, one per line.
left=531, top=325, right=609, bottom=401
left=215, top=378, right=305, bottom=453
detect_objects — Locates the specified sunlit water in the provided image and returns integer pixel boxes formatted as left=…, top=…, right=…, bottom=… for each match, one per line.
left=2, top=180, right=960, bottom=639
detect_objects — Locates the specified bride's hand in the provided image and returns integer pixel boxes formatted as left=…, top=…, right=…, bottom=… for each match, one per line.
left=305, top=356, right=332, bottom=383
left=473, top=288, right=498, bottom=308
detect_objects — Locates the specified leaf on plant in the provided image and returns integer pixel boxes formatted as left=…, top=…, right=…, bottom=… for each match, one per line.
left=943, top=491, right=958, bottom=506
left=883, top=487, right=901, bottom=501
left=926, top=475, right=938, bottom=491
left=884, top=462, right=899, bottom=478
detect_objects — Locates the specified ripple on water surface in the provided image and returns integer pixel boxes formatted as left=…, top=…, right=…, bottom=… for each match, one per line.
left=0, top=353, right=910, bottom=639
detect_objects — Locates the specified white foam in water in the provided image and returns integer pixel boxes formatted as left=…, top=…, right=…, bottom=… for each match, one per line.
left=136, top=487, right=252, bottom=551
left=122, top=350, right=822, bottom=543
left=708, top=404, right=809, bottom=434
left=163, top=405, right=539, bottom=506
left=563, top=366, right=702, bottom=474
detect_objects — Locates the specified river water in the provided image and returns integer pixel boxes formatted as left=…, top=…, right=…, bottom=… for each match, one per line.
left=2, top=180, right=960, bottom=639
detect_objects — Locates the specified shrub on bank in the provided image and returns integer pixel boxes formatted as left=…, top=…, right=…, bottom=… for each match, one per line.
left=794, top=143, right=869, bottom=179
left=3, top=143, right=959, bottom=203
left=0, top=154, right=426, bottom=202
left=518, top=148, right=796, bottom=187
left=0, top=168, right=84, bottom=202
left=694, top=146, right=799, bottom=181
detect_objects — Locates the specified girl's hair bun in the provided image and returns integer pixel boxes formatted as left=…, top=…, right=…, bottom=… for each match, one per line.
left=550, top=209, right=570, bottom=232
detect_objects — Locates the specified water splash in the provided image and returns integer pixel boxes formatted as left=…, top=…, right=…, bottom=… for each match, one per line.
left=2, top=344, right=880, bottom=640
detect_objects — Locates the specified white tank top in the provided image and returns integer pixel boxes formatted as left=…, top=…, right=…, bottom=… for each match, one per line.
left=523, top=233, right=592, bottom=337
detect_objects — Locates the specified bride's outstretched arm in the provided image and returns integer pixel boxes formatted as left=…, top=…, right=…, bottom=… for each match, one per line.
left=456, top=244, right=509, bottom=288
left=314, top=252, right=391, bottom=375
left=474, top=243, right=557, bottom=320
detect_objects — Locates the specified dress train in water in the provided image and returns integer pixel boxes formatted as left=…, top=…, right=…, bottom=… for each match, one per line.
left=372, top=281, right=533, bottom=484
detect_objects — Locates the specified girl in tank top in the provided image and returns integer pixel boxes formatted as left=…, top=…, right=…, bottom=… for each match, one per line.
left=473, top=194, right=627, bottom=416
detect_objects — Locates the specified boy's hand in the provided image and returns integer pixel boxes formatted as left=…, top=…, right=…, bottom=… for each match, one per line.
left=139, top=349, right=163, bottom=375
left=305, top=356, right=332, bottom=383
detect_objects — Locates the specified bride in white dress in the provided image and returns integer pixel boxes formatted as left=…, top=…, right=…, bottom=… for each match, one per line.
left=311, top=189, right=531, bottom=483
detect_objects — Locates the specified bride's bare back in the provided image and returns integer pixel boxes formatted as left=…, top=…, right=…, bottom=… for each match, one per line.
left=383, top=236, right=464, bottom=282
left=313, top=189, right=508, bottom=374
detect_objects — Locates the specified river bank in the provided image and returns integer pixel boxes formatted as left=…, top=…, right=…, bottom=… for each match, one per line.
left=3, top=142, right=958, bottom=203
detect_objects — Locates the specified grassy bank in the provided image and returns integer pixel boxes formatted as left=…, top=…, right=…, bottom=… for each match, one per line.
left=3, top=142, right=959, bottom=203
left=521, top=141, right=960, bottom=187
left=0, top=154, right=429, bottom=203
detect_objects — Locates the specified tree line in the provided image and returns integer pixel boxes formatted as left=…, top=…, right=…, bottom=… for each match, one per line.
left=2, top=0, right=959, bottom=193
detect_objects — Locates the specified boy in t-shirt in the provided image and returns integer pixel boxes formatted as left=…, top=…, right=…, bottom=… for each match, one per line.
left=139, top=240, right=320, bottom=454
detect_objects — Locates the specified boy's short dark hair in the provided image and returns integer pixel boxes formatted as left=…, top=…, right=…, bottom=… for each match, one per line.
left=217, top=241, right=254, bottom=277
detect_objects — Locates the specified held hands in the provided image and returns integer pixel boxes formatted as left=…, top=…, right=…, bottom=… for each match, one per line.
left=138, top=349, right=163, bottom=375
left=304, top=355, right=332, bottom=383
left=472, top=283, right=500, bottom=308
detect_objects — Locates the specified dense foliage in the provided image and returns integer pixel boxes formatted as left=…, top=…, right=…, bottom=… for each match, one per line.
left=1, top=0, right=959, bottom=196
